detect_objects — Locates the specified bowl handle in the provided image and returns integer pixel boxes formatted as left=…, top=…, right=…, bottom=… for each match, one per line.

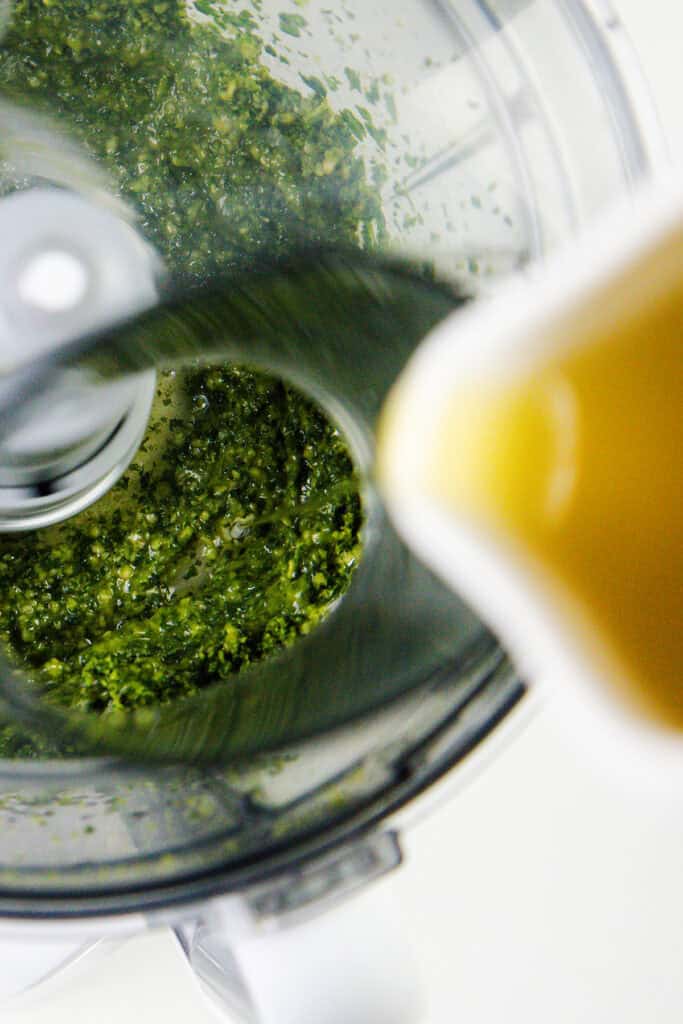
left=177, top=832, right=422, bottom=1024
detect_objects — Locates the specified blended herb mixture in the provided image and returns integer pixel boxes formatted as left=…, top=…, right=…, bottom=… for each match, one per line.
left=0, top=0, right=382, bottom=725
left=0, top=367, right=362, bottom=712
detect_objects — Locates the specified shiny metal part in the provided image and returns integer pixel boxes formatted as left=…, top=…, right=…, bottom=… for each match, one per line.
left=0, top=373, right=156, bottom=531
left=0, top=184, right=160, bottom=531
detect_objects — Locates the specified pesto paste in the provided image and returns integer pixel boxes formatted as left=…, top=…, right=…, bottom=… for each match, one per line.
left=0, top=0, right=378, bottom=726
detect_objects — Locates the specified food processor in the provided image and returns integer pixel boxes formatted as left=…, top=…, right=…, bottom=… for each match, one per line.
left=0, top=2, right=665, bottom=1021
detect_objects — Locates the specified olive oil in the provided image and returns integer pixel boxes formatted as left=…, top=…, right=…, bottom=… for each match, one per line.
left=428, top=284, right=682, bottom=728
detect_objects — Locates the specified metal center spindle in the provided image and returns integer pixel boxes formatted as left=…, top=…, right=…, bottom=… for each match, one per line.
left=0, top=186, right=160, bottom=530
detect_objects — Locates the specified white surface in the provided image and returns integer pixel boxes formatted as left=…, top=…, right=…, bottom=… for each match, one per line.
left=183, top=885, right=422, bottom=1024
left=6, top=3, right=683, bottom=1022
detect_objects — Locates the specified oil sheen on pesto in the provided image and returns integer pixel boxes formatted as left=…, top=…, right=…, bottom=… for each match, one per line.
left=0, top=0, right=379, bottom=722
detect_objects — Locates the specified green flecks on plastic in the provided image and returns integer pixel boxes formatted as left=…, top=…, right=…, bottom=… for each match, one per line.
left=0, top=0, right=386, bottom=751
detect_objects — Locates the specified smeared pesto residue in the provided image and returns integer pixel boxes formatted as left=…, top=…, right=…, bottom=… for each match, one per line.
left=0, top=0, right=381, bottom=737
left=0, top=0, right=385, bottom=282
left=278, top=12, right=307, bottom=38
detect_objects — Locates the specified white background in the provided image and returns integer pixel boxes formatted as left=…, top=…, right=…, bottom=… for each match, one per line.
left=6, top=2, right=683, bottom=1022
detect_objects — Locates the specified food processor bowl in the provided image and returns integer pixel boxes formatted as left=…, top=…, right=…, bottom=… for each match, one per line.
left=0, top=0, right=664, bottom=976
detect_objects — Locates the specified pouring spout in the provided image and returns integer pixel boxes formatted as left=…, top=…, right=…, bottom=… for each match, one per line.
left=377, top=176, right=683, bottom=764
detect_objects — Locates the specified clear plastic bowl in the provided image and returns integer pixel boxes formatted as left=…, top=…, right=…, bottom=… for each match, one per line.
left=0, top=0, right=665, bottom=915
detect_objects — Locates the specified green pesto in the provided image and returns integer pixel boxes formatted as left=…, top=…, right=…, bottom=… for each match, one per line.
left=0, top=367, right=362, bottom=713
left=0, top=0, right=380, bottom=737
